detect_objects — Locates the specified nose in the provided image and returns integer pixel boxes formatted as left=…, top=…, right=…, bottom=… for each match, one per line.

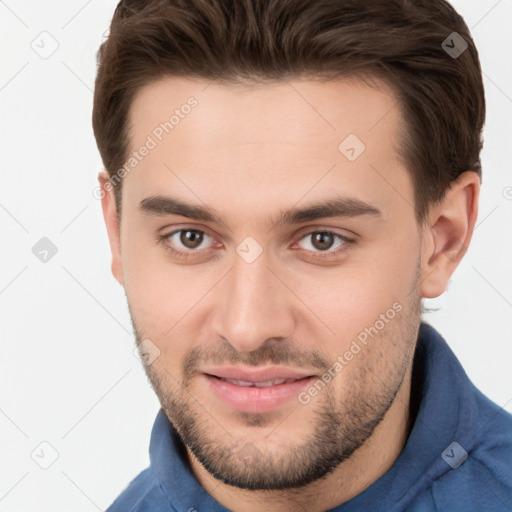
left=210, top=250, right=296, bottom=353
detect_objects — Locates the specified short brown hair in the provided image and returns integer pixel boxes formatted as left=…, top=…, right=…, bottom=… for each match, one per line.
left=92, top=0, right=485, bottom=224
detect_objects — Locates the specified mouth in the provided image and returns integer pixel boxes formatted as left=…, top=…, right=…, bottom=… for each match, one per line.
left=206, top=374, right=312, bottom=387
left=201, top=367, right=317, bottom=413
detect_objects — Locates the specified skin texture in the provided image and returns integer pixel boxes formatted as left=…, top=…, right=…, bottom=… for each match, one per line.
left=99, top=76, right=479, bottom=512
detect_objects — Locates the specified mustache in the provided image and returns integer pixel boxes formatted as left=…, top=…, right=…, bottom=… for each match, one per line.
left=182, top=339, right=330, bottom=380
left=129, top=316, right=330, bottom=378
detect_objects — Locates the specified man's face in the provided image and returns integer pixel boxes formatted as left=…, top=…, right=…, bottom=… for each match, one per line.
left=115, top=76, right=423, bottom=489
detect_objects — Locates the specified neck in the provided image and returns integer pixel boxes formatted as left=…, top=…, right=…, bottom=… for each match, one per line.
left=186, top=367, right=413, bottom=512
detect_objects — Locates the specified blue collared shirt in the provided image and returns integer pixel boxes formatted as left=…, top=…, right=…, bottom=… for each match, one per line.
left=106, top=322, right=512, bottom=511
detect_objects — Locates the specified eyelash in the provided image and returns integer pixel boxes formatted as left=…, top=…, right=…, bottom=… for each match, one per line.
left=157, top=228, right=356, bottom=261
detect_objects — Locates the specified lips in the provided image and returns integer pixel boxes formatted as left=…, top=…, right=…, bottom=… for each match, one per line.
left=202, top=365, right=315, bottom=383
left=201, top=366, right=317, bottom=413
left=219, top=377, right=301, bottom=387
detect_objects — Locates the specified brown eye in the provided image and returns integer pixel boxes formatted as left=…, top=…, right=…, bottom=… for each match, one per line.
left=161, top=229, right=213, bottom=257
left=310, top=232, right=335, bottom=251
left=294, top=230, right=354, bottom=259
left=179, top=229, right=204, bottom=249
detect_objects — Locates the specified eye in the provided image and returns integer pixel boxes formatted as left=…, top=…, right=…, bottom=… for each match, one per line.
left=293, top=230, right=354, bottom=259
left=170, top=229, right=209, bottom=250
left=158, top=228, right=214, bottom=260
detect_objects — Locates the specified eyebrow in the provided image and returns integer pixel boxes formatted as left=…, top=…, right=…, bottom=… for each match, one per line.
left=139, top=194, right=382, bottom=228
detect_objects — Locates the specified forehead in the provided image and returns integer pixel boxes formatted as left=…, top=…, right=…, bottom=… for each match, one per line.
left=124, top=75, right=412, bottom=226
left=128, top=74, right=403, bottom=148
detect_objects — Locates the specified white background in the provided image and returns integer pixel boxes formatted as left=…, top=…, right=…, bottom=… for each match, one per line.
left=1, top=1, right=511, bottom=510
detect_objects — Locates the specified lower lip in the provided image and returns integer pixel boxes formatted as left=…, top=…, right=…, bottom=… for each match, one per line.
left=203, top=374, right=315, bottom=413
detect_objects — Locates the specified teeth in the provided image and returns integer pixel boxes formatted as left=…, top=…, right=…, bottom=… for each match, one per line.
left=254, top=379, right=287, bottom=387
left=225, top=379, right=254, bottom=387
left=224, top=378, right=292, bottom=387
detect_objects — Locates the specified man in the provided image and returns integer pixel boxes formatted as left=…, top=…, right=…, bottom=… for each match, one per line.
left=92, top=0, right=512, bottom=510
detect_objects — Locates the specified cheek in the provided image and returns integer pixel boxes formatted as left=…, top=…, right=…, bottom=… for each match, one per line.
left=124, top=265, right=201, bottom=334
left=120, top=234, right=176, bottom=334
left=298, top=233, right=418, bottom=354
left=121, top=240, right=216, bottom=368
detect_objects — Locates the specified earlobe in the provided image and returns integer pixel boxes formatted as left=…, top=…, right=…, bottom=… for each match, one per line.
left=419, top=171, right=480, bottom=299
left=98, top=171, right=124, bottom=286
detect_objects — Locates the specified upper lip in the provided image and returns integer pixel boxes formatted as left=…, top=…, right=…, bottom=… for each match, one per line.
left=202, top=366, right=316, bottom=383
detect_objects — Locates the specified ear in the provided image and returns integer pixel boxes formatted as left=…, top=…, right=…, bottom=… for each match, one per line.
left=98, top=171, right=124, bottom=286
left=419, top=171, right=480, bottom=298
